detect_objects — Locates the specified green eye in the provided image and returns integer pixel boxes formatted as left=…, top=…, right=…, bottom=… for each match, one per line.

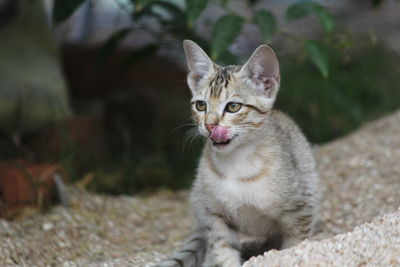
left=225, top=102, right=242, bottom=113
left=195, top=101, right=207, bottom=111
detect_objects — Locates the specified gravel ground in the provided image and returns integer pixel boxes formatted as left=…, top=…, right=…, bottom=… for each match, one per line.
left=244, top=208, right=400, bottom=267
left=0, top=110, right=399, bottom=266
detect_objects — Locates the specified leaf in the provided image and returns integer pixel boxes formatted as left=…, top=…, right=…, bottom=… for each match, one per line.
left=154, top=2, right=186, bottom=23
left=304, top=40, right=329, bottom=78
left=255, top=9, right=277, bottom=43
left=219, top=50, right=239, bottom=65
left=313, top=5, right=334, bottom=33
left=135, top=1, right=186, bottom=25
left=286, top=1, right=315, bottom=21
left=52, top=0, right=85, bottom=24
left=132, top=0, right=157, bottom=11
left=210, top=15, right=244, bottom=60
left=286, top=1, right=334, bottom=34
left=186, top=0, right=208, bottom=28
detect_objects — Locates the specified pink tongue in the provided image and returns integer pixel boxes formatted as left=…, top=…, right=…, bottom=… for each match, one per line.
left=210, top=126, right=230, bottom=143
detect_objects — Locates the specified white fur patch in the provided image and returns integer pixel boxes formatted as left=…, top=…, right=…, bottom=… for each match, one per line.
left=204, top=144, right=282, bottom=215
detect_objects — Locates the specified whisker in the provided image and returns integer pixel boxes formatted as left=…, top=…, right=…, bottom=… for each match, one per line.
left=183, top=129, right=196, bottom=145
left=183, top=127, right=202, bottom=152
left=188, top=134, right=201, bottom=150
left=170, top=119, right=197, bottom=135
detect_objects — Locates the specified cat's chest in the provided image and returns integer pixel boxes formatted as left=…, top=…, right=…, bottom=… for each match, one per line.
left=210, top=146, right=266, bottom=180
left=199, top=145, right=282, bottom=214
left=213, top=176, right=274, bottom=209
left=203, top=165, right=281, bottom=216
left=209, top=178, right=281, bottom=236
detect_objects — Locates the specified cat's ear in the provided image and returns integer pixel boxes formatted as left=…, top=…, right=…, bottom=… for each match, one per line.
left=239, top=45, right=280, bottom=101
left=183, top=40, right=215, bottom=93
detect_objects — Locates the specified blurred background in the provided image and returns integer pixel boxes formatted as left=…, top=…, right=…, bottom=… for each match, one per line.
left=0, top=0, right=399, bottom=204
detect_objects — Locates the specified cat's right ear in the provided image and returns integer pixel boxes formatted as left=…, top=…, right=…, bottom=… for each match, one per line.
left=238, top=45, right=280, bottom=104
left=183, top=40, right=214, bottom=94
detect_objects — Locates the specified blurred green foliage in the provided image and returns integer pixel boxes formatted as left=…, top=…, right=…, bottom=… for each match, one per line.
left=278, top=45, right=400, bottom=143
left=54, top=0, right=335, bottom=77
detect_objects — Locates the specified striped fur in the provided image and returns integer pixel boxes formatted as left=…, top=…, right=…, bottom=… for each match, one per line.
left=153, top=232, right=206, bottom=267
left=153, top=41, right=320, bottom=267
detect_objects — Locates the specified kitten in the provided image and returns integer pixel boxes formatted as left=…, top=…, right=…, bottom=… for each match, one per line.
left=153, top=40, right=320, bottom=267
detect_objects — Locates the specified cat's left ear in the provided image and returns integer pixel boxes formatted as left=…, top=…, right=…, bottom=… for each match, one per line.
left=239, top=45, right=280, bottom=101
left=183, top=40, right=215, bottom=94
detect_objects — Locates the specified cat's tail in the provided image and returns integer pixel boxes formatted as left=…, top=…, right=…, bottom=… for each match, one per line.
left=152, top=231, right=207, bottom=267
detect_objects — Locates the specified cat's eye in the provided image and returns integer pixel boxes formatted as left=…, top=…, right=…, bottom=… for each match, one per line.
left=225, top=102, right=242, bottom=113
left=195, top=101, right=207, bottom=112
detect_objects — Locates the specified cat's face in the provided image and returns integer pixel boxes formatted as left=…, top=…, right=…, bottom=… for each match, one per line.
left=183, top=40, right=280, bottom=153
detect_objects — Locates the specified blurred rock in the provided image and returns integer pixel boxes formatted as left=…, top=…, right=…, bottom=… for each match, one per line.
left=0, top=0, right=71, bottom=139
left=0, top=160, right=66, bottom=219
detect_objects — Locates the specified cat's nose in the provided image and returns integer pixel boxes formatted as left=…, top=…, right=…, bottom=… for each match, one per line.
left=205, top=124, right=217, bottom=132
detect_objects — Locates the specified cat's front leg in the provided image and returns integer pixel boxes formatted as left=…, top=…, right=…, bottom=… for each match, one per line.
left=202, top=213, right=242, bottom=267
left=280, top=210, right=315, bottom=249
